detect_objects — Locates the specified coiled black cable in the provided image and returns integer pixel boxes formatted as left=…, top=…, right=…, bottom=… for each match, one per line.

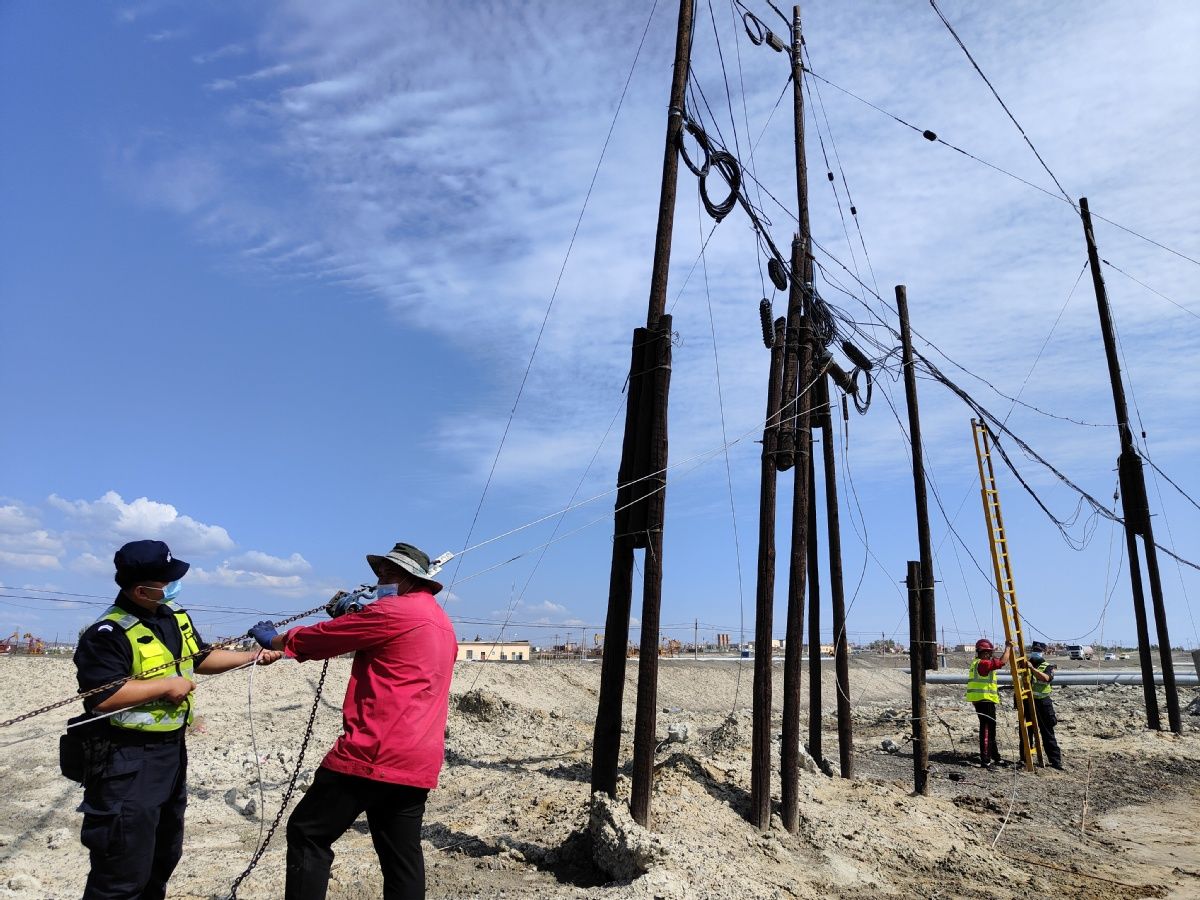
left=701, top=149, right=741, bottom=221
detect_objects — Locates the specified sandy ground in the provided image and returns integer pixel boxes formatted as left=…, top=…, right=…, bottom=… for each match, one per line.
left=0, top=653, right=1196, bottom=899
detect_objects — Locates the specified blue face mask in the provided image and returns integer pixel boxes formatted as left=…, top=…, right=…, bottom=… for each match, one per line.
left=159, top=581, right=182, bottom=602
left=1029, top=652, right=1043, bottom=663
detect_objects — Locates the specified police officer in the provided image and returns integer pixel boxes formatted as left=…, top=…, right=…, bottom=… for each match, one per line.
left=72, top=540, right=282, bottom=900
left=1025, top=640, right=1064, bottom=770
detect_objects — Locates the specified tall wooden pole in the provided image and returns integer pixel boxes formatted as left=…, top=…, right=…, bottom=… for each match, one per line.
left=751, top=318, right=787, bottom=830
left=822, top=379, right=854, bottom=777
left=907, top=561, right=929, bottom=795
left=779, top=1, right=817, bottom=836
left=806, top=453, right=823, bottom=762
left=1079, top=197, right=1180, bottom=733
left=780, top=262, right=814, bottom=833
left=591, top=0, right=695, bottom=819
left=896, top=286, right=936, bottom=672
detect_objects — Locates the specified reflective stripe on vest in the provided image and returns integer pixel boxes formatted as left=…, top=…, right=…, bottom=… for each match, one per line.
left=965, top=658, right=999, bottom=704
left=1031, top=661, right=1052, bottom=699
left=98, top=601, right=200, bottom=732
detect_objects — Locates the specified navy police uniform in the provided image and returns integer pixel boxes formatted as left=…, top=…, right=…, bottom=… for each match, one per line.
left=72, top=542, right=208, bottom=900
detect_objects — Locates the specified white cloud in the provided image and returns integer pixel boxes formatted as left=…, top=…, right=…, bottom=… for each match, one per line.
left=0, top=550, right=61, bottom=571
left=0, top=530, right=65, bottom=570
left=48, top=491, right=235, bottom=555
left=0, top=504, right=40, bottom=534
left=146, top=28, right=184, bottom=42
left=225, top=550, right=312, bottom=576
left=188, top=564, right=307, bottom=594
left=69, top=553, right=113, bottom=577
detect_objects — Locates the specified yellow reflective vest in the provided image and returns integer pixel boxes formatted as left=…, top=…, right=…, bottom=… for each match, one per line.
left=98, top=601, right=200, bottom=732
left=1031, top=660, right=1053, bottom=699
left=965, top=658, right=999, bottom=704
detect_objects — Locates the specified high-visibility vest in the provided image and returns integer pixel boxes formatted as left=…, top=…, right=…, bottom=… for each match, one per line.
left=1031, top=660, right=1052, bottom=699
left=97, top=601, right=200, bottom=732
left=965, top=658, right=999, bottom=704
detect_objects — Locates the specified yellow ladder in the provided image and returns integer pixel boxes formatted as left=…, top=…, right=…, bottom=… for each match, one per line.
left=971, top=419, right=1044, bottom=771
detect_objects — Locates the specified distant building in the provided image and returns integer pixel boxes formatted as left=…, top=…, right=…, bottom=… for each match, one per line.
left=819, top=644, right=836, bottom=657
left=456, top=640, right=530, bottom=663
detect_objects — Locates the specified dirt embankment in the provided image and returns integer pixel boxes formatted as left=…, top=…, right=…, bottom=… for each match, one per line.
left=0, top=655, right=1196, bottom=899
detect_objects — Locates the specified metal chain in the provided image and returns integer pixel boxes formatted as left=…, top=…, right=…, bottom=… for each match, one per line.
left=0, top=603, right=328, bottom=730
left=227, top=658, right=331, bottom=899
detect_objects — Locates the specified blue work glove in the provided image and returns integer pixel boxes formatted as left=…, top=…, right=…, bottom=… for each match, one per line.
left=248, top=620, right=279, bottom=649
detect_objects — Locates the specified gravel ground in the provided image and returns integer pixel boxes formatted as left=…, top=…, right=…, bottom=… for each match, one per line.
left=0, top=653, right=1196, bottom=899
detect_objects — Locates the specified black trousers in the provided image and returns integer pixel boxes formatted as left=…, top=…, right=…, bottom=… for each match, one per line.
left=972, top=700, right=1001, bottom=763
left=1027, top=696, right=1062, bottom=766
left=79, top=739, right=187, bottom=900
left=286, top=766, right=429, bottom=900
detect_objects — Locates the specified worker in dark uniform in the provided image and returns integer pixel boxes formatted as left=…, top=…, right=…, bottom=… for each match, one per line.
left=72, top=540, right=282, bottom=900
left=1024, top=640, right=1064, bottom=770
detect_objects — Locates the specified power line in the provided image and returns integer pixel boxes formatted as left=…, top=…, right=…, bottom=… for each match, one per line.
left=927, top=0, right=1074, bottom=209
left=1101, top=258, right=1200, bottom=322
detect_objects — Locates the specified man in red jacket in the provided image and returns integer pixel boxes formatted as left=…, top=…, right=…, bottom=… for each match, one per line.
left=249, top=542, right=458, bottom=900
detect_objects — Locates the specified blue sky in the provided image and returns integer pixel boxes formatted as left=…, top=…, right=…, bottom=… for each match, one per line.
left=2, top=0, right=1198, bottom=652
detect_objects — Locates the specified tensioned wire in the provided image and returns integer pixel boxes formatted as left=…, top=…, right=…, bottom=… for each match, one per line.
left=443, top=0, right=663, bottom=598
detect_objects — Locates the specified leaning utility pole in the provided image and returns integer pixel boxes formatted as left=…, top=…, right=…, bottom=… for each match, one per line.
left=1079, top=197, right=1181, bottom=734
left=779, top=2, right=817, bottom=836
left=591, top=0, right=695, bottom=827
left=896, top=286, right=937, bottom=672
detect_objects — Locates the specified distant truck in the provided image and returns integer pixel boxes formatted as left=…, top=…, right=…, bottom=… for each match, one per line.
left=1066, top=644, right=1094, bottom=660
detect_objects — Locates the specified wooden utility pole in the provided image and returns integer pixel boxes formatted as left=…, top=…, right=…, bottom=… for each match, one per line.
left=751, top=318, right=787, bottom=830
left=780, top=250, right=814, bottom=834
left=591, top=0, right=695, bottom=826
left=821, top=379, right=854, bottom=777
left=1079, top=197, right=1181, bottom=734
left=806, top=454, right=823, bottom=762
left=907, top=561, right=929, bottom=795
left=896, top=286, right=936, bottom=672
left=780, top=1, right=818, bottom=836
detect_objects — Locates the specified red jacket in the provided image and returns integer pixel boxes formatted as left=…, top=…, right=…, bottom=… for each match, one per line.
left=282, top=588, right=458, bottom=789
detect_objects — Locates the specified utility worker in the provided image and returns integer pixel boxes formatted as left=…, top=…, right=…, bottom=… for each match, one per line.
left=1025, top=641, right=1063, bottom=770
left=72, top=540, right=282, bottom=900
left=966, top=637, right=1012, bottom=769
left=249, top=541, right=458, bottom=900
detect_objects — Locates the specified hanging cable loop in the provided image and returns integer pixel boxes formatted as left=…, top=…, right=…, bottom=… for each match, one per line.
left=742, top=11, right=766, bottom=45
left=851, top=367, right=873, bottom=414
left=677, top=118, right=712, bottom=178
left=700, top=150, right=741, bottom=221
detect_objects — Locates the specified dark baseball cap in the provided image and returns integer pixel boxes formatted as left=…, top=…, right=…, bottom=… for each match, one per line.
left=113, top=540, right=190, bottom=588
left=1029, top=641, right=1047, bottom=653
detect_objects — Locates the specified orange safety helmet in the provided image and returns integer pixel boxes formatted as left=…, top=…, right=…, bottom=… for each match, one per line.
left=975, top=638, right=995, bottom=653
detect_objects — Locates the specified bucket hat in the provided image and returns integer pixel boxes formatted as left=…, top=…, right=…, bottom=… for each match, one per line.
left=365, top=542, right=452, bottom=595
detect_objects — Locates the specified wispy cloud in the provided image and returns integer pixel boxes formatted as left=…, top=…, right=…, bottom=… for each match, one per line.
left=193, top=43, right=246, bottom=64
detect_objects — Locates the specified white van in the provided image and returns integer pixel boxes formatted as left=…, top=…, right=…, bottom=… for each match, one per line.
left=1066, top=644, right=1094, bottom=660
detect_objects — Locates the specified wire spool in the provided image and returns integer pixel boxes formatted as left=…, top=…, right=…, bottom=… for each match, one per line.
left=767, top=255, right=788, bottom=292
left=759, top=298, right=774, bottom=348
